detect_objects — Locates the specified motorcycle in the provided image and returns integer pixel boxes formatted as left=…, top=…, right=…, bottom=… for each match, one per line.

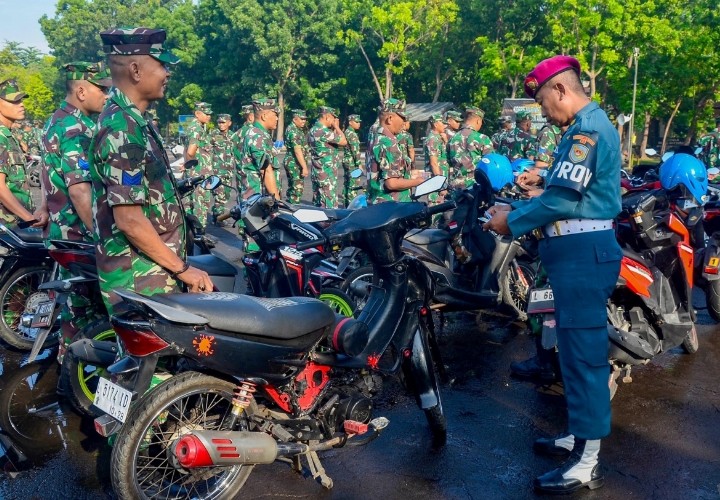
left=527, top=187, right=699, bottom=398
left=89, top=176, right=452, bottom=498
left=698, top=184, right=720, bottom=321
left=0, top=222, right=56, bottom=351
left=342, top=182, right=537, bottom=319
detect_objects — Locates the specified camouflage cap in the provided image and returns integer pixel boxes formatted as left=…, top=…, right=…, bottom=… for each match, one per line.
left=429, top=113, right=445, bottom=123
left=380, top=98, right=406, bottom=119
left=0, top=79, right=27, bottom=103
left=291, top=109, right=307, bottom=119
left=217, top=113, right=231, bottom=122
left=63, top=61, right=113, bottom=87
left=253, top=98, right=280, bottom=114
left=318, top=106, right=338, bottom=117
left=464, top=106, right=485, bottom=118
left=100, top=27, right=180, bottom=65
left=240, top=104, right=254, bottom=116
left=515, top=110, right=532, bottom=121
left=194, top=102, right=213, bottom=114
left=445, top=110, right=462, bottom=122
left=348, top=114, right=362, bottom=123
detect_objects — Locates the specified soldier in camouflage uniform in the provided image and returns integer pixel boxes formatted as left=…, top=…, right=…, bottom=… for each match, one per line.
left=211, top=113, right=234, bottom=223
left=0, top=79, right=45, bottom=225
left=41, top=61, right=112, bottom=356
left=492, top=115, right=513, bottom=156
left=185, top=101, right=213, bottom=226
left=697, top=118, right=720, bottom=170
left=501, top=110, right=536, bottom=160
left=424, top=113, right=449, bottom=206
left=534, top=122, right=562, bottom=169
left=341, top=113, right=363, bottom=206
left=92, top=27, right=212, bottom=314
left=368, top=98, right=427, bottom=204
left=232, top=104, right=254, bottom=195
left=283, top=109, right=309, bottom=203
left=447, top=106, right=494, bottom=189
left=365, top=109, right=382, bottom=201
left=308, top=106, right=346, bottom=208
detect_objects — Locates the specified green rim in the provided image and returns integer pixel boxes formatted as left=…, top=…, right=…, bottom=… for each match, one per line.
left=76, top=328, right=116, bottom=402
left=318, top=293, right=354, bottom=317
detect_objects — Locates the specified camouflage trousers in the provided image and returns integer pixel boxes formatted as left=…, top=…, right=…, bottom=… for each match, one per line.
left=212, top=172, right=233, bottom=217
left=341, top=162, right=364, bottom=207
left=311, top=165, right=338, bottom=208
left=58, top=266, right=103, bottom=361
left=192, top=188, right=213, bottom=227
left=284, top=160, right=305, bottom=204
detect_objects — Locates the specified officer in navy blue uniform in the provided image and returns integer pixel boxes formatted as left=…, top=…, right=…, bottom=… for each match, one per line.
left=484, top=55, right=622, bottom=494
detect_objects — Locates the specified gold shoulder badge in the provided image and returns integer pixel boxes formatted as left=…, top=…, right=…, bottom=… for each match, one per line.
left=572, top=134, right=596, bottom=147
left=192, top=334, right=215, bottom=357
left=569, top=144, right=589, bottom=163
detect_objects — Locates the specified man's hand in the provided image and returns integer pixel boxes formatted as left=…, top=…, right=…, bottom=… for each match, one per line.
left=177, top=266, right=214, bottom=293
left=524, top=188, right=544, bottom=198
left=517, top=171, right=542, bottom=187
left=31, top=207, right=49, bottom=228
left=483, top=210, right=511, bottom=235
left=302, top=167, right=308, bottom=177
left=487, top=204, right=512, bottom=217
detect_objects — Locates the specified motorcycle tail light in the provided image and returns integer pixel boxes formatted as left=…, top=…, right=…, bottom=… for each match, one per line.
left=704, top=266, right=719, bottom=275
left=113, top=323, right=169, bottom=356
left=49, top=249, right=94, bottom=269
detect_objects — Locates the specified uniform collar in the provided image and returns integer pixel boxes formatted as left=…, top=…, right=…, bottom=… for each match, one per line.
left=253, top=121, right=267, bottom=132
left=108, top=88, right=147, bottom=127
left=59, top=100, right=94, bottom=127
left=575, top=101, right=599, bottom=121
left=0, top=124, right=11, bottom=139
left=379, top=126, right=396, bottom=139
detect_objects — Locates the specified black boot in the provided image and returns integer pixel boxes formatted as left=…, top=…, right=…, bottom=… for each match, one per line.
left=534, top=439, right=604, bottom=494
left=510, top=336, right=558, bottom=382
left=533, top=432, right=574, bottom=457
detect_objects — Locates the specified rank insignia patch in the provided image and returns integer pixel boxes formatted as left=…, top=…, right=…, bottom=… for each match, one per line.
left=569, top=144, right=589, bottom=163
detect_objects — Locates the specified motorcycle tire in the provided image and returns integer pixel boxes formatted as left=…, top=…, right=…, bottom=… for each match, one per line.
left=704, top=281, right=720, bottom=323
left=500, top=260, right=536, bottom=321
left=341, top=265, right=378, bottom=315
left=111, top=371, right=255, bottom=500
left=60, top=319, right=115, bottom=418
left=318, top=287, right=356, bottom=317
left=0, top=266, right=56, bottom=351
left=681, top=324, right=699, bottom=354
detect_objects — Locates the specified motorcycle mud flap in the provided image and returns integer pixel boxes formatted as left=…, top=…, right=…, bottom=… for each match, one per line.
left=408, top=329, right=440, bottom=410
left=540, top=313, right=558, bottom=350
left=67, top=339, right=118, bottom=365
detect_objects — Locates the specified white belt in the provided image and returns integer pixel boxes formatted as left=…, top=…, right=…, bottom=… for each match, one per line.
left=542, top=219, right=613, bottom=238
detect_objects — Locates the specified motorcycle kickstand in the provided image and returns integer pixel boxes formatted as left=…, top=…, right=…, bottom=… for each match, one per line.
left=622, top=366, right=633, bottom=384
left=303, top=449, right=333, bottom=489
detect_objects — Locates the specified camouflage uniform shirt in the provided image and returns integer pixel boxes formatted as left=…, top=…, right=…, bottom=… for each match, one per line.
left=0, top=124, right=32, bottom=222
left=283, top=122, right=309, bottom=170
left=535, top=124, right=562, bottom=165
left=424, top=130, right=449, bottom=177
left=232, top=122, right=254, bottom=193
left=698, top=131, right=720, bottom=169
left=186, top=118, right=213, bottom=175
left=239, top=122, right=278, bottom=197
left=211, top=128, right=235, bottom=177
left=308, top=121, right=343, bottom=172
left=90, top=88, right=186, bottom=312
left=41, top=100, right=94, bottom=242
left=397, top=130, right=414, bottom=165
left=343, top=126, right=361, bottom=170
left=368, top=126, right=411, bottom=204
left=503, top=128, right=536, bottom=160
left=447, top=126, right=493, bottom=188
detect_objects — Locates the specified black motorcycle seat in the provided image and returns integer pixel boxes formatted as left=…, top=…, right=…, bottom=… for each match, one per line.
left=152, top=293, right=336, bottom=339
left=12, top=226, right=44, bottom=244
left=405, top=228, right=450, bottom=246
left=188, top=254, right=237, bottom=277
left=322, top=208, right=353, bottom=221
left=621, top=246, right=646, bottom=264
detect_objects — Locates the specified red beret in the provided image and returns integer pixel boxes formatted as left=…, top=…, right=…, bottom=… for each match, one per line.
left=524, top=55, right=581, bottom=98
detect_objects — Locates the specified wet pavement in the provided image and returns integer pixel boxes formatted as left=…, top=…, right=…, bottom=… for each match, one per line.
left=0, top=225, right=719, bottom=499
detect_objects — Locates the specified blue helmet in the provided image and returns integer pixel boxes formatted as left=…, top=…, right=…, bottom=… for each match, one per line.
left=511, top=158, right=535, bottom=174
left=474, top=153, right=514, bottom=192
left=659, top=153, right=708, bottom=206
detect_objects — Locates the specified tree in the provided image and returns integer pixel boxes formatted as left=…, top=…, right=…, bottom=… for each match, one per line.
left=218, top=0, right=343, bottom=138
left=342, top=0, right=459, bottom=101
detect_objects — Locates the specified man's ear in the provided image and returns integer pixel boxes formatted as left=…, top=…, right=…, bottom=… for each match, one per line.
left=128, top=60, right=142, bottom=84
left=75, top=84, right=86, bottom=102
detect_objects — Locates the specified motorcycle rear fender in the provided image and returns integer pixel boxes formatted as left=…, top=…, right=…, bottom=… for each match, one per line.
left=700, top=243, right=720, bottom=281
left=407, top=327, right=440, bottom=410
left=107, top=353, right=160, bottom=401
left=68, top=338, right=118, bottom=366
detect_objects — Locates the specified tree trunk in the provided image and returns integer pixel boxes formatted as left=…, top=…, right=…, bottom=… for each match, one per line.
left=639, top=110, right=651, bottom=158
left=385, top=65, right=393, bottom=99
left=357, top=41, right=384, bottom=101
left=276, top=90, right=285, bottom=141
left=686, top=95, right=710, bottom=145
left=661, top=98, right=682, bottom=155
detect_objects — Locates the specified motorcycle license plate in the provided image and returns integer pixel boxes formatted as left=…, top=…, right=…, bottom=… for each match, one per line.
left=30, top=299, right=56, bottom=328
left=526, top=287, right=555, bottom=314
left=94, top=377, right=132, bottom=423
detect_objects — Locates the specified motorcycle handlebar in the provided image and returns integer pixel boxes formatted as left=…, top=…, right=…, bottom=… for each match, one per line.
left=295, top=237, right=327, bottom=251
left=425, top=200, right=456, bottom=217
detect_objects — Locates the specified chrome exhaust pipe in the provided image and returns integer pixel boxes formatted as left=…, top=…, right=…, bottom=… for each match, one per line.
left=174, top=431, right=307, bottom=468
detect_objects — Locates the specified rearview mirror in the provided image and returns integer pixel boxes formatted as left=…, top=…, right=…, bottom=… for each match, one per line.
left=203, top=175, right=222, bottom=191
left=350, top=168, right=363, bottom=179
left=414, top=175, right=447, bottom=199
left=294, top=208, right=330, bottom=223
left=661, top=152, right=674, bottom=162
left=695, top=147, right=703, bottom=156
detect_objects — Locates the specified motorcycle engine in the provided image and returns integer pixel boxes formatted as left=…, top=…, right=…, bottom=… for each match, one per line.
left=322, top=390, right=373, bottom=431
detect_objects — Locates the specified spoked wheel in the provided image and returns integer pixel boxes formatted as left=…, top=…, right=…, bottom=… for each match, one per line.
left=60, top=319, right=116, bottom=418
left=341, top=265, right=378, bottom=314
left=681, top=324, right=699, bottom=354
left=500, top=260, right=536, bottom=321
left=111, top=371, right=255, bottom=500
left=0, top=266, right=56, bottom=350
left=318, top=287, right=355, bottom=317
